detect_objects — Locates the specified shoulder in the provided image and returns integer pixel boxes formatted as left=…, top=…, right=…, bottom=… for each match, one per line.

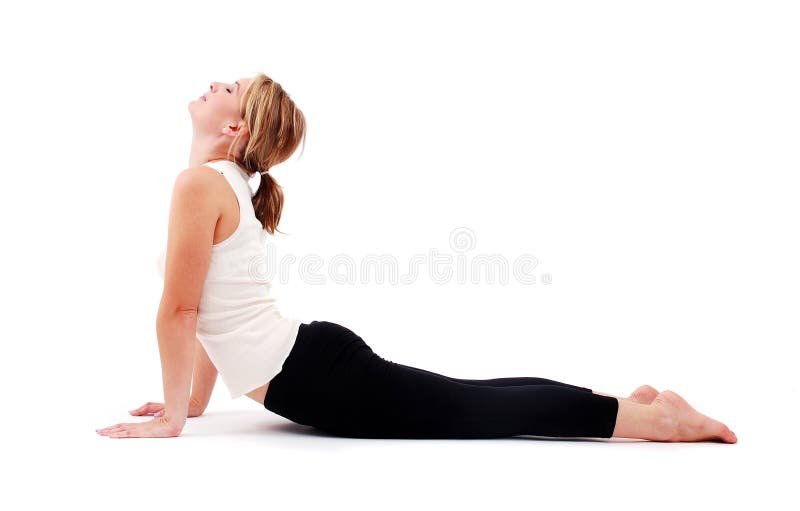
left=170, top=165, right=228, bottom=201
left=166, top=166, right=229, bottom=222
left=174, top=164, right=224, bottom=189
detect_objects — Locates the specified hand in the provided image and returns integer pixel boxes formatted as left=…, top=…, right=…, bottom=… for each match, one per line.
left=95, top=415, right=183, bottom=438
left=128, top=400, right=205, bottom=418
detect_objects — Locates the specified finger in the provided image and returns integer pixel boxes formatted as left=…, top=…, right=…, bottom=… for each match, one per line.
left=107, top=423, right=134, bottom=436
left=110, top=424, right=140, bottom=438
left=130, top=403, right=162, bottom=415
left=129, top=405, right=145, bottom=415
left=146, top=403, right=165, bottom=415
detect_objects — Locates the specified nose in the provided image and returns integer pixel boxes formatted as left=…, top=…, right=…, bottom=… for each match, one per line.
left=209, top=82, right=218, bottom=93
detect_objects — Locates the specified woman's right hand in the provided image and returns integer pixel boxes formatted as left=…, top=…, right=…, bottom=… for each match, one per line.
left=129, top=400, right=205, bottom=418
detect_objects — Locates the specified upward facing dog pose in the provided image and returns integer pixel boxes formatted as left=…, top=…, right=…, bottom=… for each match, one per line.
left=96, top=72, right=737, bottom=444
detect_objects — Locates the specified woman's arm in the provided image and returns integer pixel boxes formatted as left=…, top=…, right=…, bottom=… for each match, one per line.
left=155, top=167, right=221, bottom=430
left=189, top=336, right=218, bottom=414
left=96, top=166, right=221, bottom=438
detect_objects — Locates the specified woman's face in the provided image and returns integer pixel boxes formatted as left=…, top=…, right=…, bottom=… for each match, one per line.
left=189, top=77, right=253, bottom=136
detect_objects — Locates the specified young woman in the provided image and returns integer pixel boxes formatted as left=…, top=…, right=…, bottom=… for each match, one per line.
left=96, top=73, right=737, bottom=443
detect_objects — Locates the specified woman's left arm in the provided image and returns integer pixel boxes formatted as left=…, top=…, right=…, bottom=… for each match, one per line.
left=97, top=166, right=220, bottom=439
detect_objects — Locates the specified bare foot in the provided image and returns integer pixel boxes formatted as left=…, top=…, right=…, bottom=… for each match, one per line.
left=628, top=384, right=659, bottom=404
left=651, top=390, right=737, bottom=443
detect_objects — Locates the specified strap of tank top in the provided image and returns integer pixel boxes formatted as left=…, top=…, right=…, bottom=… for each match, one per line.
left=207, top=161, right=254, bottom=195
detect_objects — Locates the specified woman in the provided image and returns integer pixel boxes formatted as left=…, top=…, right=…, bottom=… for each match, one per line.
left=96, top=73, right=737, bottom=443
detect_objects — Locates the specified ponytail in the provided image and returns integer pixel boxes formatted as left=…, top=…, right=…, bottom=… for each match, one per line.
left=252, top=170, right=285, bottom=235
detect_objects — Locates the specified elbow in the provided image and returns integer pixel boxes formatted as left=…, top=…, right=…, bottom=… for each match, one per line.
left=156, top=306, right=198, bottom=330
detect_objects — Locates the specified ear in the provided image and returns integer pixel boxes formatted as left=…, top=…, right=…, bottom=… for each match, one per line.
left=222, top=122, right=247, bottom=137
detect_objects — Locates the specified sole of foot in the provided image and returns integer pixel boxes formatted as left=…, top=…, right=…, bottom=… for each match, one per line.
left=651, top=390, right=737, bottom=443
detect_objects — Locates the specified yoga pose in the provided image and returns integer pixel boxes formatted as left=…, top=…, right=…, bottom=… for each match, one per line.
left=96, top=73, right=737, bottom=443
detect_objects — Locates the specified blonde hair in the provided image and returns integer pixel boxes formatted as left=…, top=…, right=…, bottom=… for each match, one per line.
left=225, top=72, right=306, bottom=235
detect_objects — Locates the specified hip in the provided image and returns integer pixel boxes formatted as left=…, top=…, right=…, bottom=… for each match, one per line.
left=263, top=320, right=390, bottom=423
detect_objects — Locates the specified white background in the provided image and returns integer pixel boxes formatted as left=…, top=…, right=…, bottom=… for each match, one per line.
left=1, top=0, right=797, bottom=509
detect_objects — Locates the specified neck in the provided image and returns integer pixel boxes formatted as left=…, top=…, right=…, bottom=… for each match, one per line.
left=188, top=134, right=239, bottom=168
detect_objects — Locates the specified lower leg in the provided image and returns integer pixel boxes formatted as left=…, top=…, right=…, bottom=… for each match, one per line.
left=356, top=366, right=622, bottom=439
left=389, top=362, right=592, bottom=392
left=385, top=362, right=660, bottom=407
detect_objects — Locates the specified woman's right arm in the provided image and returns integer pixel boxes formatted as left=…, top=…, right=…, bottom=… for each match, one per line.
left=189, top=337, right=218, bottom=415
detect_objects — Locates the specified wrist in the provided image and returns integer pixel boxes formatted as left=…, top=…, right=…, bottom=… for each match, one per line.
left=188, top=395, right=206, bottom=416
left=163, top=405, right=189, bottom=426
left=163, top=415, right=187, bottom=432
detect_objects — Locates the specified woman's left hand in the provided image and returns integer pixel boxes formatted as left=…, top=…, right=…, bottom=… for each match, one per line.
left=96, top=416, right=184, bottom=439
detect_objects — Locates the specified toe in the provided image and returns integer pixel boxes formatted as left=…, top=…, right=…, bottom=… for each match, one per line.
left=707, top=420, right=736, bottom=443
left=720, top=426, right=738, bottom=444
left=642, top=384, right=659, bottom=394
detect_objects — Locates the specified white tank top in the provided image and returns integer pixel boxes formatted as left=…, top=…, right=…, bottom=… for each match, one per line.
left=156, top=159, right=302, bottom=399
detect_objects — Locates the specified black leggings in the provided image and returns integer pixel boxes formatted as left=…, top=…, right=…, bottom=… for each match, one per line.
left=264, top=321, right=619, bottom=439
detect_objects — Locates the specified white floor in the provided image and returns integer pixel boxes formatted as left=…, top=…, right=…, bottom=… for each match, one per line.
left=12, top=388, right=795, bottom=511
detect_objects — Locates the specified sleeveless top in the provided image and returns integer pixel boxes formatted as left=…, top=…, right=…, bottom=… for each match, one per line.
left=156, top=159, right=302, bottom=399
